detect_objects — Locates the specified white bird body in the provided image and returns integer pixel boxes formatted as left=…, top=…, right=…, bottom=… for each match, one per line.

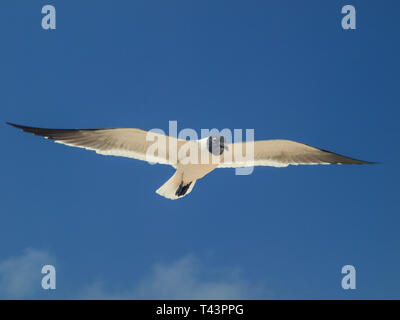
left=156, top=137, right=219, bottom=199
left=7, top=123, right=375, bottom=200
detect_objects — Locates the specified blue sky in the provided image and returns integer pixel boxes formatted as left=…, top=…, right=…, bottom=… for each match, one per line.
left=0, top=0, right=399, bottom=299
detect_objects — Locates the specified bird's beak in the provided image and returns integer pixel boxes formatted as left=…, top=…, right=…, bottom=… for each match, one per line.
left=223, top=144, right=229, bottom=151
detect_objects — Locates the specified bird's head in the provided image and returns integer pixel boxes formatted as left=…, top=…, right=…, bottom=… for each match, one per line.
left=207, top=135, right=228, bottom=156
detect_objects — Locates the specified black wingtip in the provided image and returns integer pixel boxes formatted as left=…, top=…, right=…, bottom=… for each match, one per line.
left=358, top=159, right=379, bottom=165
left=6, top=122, right=58, bottom=138
left=6, top=122, right=36, bottom=132
left=369, top=161, right=381, bottom=165
left=6, top=122, right=27, bottom=129
left=355, top=160, right=379, bottom=165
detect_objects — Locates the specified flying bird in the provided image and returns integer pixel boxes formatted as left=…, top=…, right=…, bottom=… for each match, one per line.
left=7, top=122, right=375, bottom=200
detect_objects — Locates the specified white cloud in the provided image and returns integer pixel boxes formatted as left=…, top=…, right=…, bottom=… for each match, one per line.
left=0, top=248, right=55, bottom=299
left=0, top=250, right=263, bottom=299
left=80, top=255, right=255, bottom=299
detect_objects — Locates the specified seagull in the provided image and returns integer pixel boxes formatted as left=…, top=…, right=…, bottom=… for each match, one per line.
left=7, top=122, right=375, bottom=200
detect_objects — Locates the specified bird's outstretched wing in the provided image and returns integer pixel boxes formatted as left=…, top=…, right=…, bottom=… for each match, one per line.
left=7, top=122, right=186, bottom=166
left=219, top=139, right=375, bottom=168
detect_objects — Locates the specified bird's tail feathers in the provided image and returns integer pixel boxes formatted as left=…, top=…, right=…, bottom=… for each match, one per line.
left=156, top=172, right=196, bottom=200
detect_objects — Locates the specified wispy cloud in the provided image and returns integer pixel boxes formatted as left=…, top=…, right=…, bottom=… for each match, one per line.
left=0, top=250, right=264, bottom=299
left=80, top=255, right=257, bottom=299
left=0, top=248, right=55, bottom=299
